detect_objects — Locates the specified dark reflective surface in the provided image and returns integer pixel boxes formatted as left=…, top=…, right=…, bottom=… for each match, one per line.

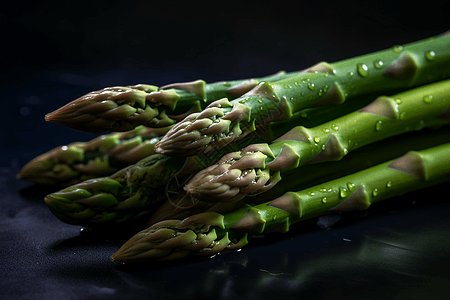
left=3, top=173, right=450, bottom=299
left=2, top=1, right=450, bottom=299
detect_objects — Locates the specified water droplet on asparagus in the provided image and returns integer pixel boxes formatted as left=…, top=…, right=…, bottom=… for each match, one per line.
left=347, top=182, right=356, bottom=192
left=372, top=189, right=378, bottom=197
left=423, top=95, right=433, bottom=104
left=321, top=197, right=327, bottom=204
left=425, top=50, right=436, bottom=61
left=375, top=120, right=383, bottom=131
left=322, top=128, right=330, bottom=133
left=392, top=45, right=403, bottom=53
left=339, top=187, right=349, bottom=198
left=314, top=137, right=320, bottom=144
left=347, top=71, right=354, bottom=78
left=308, top=83, right=315, bottom=91
left=395, top=98, right=402, bottom=104
left=415, top=120, right=425, bottom=130
left=357, top=63, right=369, bottom=77
left=332, top=125, right=339, bottom=131
left=400, top=112, right=406, bottom=120
left=149, top=137, right=159, bottom=144
left=373, top=60, right=384, bottom=69
left=386, top=181, right=392, bottom=188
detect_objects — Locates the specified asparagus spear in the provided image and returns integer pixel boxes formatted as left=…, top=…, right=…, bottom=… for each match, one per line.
left=43, top=154, right=185, bottom=226
left=17, top=125, right=171, bottom=187
left=184, top=79, right=450, bottom=202
left=155, top=31, right=450, bottom=156
left=111, top=142, right=450, bottom=262
left=44, top=72, right=296, bottom=133
left=42, top=99, right=378, bottom=226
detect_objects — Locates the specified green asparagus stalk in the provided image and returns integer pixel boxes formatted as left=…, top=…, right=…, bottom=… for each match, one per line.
left=146, top=128, right=450, bottom=226
left=111, top=142, right=450, bottom=262
left=155, top=31, right=450, bottom=156
left=43, top=154, right=185, bottom=226
left=17, top=125, right=171, bottom=187
left=42, top=99, right=378, bottom=226
left=184, top=79, right=450, bottom=202
left=44, top=72, right=296, bottom=133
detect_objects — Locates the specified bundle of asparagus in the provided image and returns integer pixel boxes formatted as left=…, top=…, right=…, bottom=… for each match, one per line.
left=18, top=31, right=450, bottom=264
left=112, top=142, right=450, bottom=262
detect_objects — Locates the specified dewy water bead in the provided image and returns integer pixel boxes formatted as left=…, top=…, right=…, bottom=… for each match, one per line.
left=392, top=45, right=403, bottom=53
left=426, top=50, right=436, bottom=61
left=374, top=60, right=384, bottom=69
left=357, top=63, right=369, bottom=77
left=423, top=95, right=433, bottom=104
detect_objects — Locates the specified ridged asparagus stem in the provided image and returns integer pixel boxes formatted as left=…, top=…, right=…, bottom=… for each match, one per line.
left=44, top=72, right=296, bottom=133
left=17, top=125, right=172, bottom=187
left=111, top=142, right=450, bottom=262
left=43, top=154, right=185, bottom=226
left=184, top=79, right=450, bottom=202
left=155, top=31, right=450, bottom=156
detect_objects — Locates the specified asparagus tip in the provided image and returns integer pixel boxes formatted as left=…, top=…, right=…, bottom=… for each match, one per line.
left=154, top=98, right=249, bottom=156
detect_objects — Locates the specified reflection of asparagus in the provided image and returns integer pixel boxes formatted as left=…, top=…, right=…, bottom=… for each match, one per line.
left=45, top=72, right=296, bottom=133
left=184, top=80, right=450, bottom=202
left=41, top=100, right=378, bottom=226
left=111, top=142, right=450, bottom=262
left=155, top=32, right=450, bottom=156
left=18, top=126, right=171, bottom=187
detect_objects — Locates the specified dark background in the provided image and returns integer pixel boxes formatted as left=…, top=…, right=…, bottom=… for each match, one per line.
left=1, top=1, right=450, bottom=299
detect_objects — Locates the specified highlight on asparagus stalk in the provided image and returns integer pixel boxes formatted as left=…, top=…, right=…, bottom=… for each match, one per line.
left=17, top=125, right=171, bottom=187
left=184, top=79, right=450, bottom=202
left=111, top=142, right=450, bottom=262
left=155, top=31, right=450, bottom=156
left=43, top=154, right=185, bottom=226
left=44, top=71, right=296, bottom=133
